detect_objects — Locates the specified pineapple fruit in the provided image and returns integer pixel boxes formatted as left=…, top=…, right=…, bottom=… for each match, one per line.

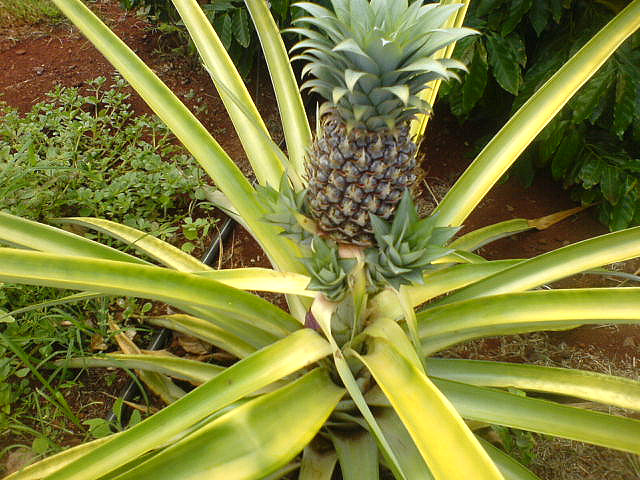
left=291, top=0, right=474, bottom=246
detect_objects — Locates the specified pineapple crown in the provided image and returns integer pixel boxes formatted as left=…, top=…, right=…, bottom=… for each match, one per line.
left=290, top=0, right=476, bottom=131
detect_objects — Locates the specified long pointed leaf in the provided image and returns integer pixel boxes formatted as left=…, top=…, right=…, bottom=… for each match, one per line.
left=368, top=260, right=520, bottom=319
left=0, top=212, right=147, bottom=264
left=448, top=206, right=590, bottom=253
left=194, top=268, right=314, bottom=297
left=364, top=317, right=424, bottom=373
left=448, top=219, right=532, bottom=252
left=113, top=368, right=343, bottom=480
left=172, top=0, right=285, bottom=188
left=44, top=329, right=332, bottom=480
left=367, top=379, right=640, bottom=454
left=405, top=260, right=520, bottom=308
left=356, top=338, right=504, bottom=479
left=438, top=227, right=640, bottom=304
left=374, top=408, right=434, bottom=480
left=426, top=358, right=640, bottom=412
left=0, top=248, right=299, bottom=339
left=433, top=378, right=640, bottom=454
left=244, top=0, right=312, bottom=179
left=330, top=429, right=379, bottom=480
left=54, top=217, right=210, bottom=272
left=60, top=353, right=223, bottom=385
left=147, top=314, right=256, bottom=358
left=182, top=305, right=281, bottom=350
left=422, top=322, right=584, bottom=356
left=419, top=288, right=640, bottom=353
left=421, top=288, right=640, bottom=336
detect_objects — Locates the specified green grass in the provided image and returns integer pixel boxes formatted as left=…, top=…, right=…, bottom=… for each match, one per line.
left=0, top=285, right=150, bottom=465
left=0, top=0, right=62, bottom=26
left=0, top=286, right=113, bottom=466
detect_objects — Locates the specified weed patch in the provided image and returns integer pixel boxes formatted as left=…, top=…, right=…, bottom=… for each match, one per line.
left=0, top=0, right=61, bottom=26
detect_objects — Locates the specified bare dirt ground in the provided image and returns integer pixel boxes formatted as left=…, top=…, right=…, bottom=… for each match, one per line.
left=1, top=1, right=638, bottom=478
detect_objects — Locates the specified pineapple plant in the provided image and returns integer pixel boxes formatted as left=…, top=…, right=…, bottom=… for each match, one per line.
left=292, top=0, right=473, bottom=246
left=4, top=0, right=640, bottom=478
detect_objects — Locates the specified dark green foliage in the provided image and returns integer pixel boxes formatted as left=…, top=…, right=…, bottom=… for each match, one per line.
left=119, top=0, right=296, bottom=78
left=562, top=134, right=640, bottom=230
left=441, top=0, right=640, bottom=231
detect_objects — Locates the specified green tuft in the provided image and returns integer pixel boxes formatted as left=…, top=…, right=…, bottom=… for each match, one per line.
left=365, top=190, right=460, bottom=290
left=258, top=175, right=315, bottom=246
left=301, top=237, right=356, bottom=301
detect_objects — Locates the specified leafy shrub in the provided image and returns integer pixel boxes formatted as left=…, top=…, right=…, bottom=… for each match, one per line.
left=441, top=0, right=640, bottom=230
left=120, top=0, right=296, bottom=77
left=0, top=76, right=214, bottom=242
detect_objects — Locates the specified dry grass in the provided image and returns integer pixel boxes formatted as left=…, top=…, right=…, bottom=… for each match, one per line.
left=0, top=0, right=61, bottom=27
left=532, top=437, right=639, bottom=480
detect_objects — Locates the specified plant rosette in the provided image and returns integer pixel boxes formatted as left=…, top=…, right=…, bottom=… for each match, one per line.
left=2, top=1, right=640, bottom=479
